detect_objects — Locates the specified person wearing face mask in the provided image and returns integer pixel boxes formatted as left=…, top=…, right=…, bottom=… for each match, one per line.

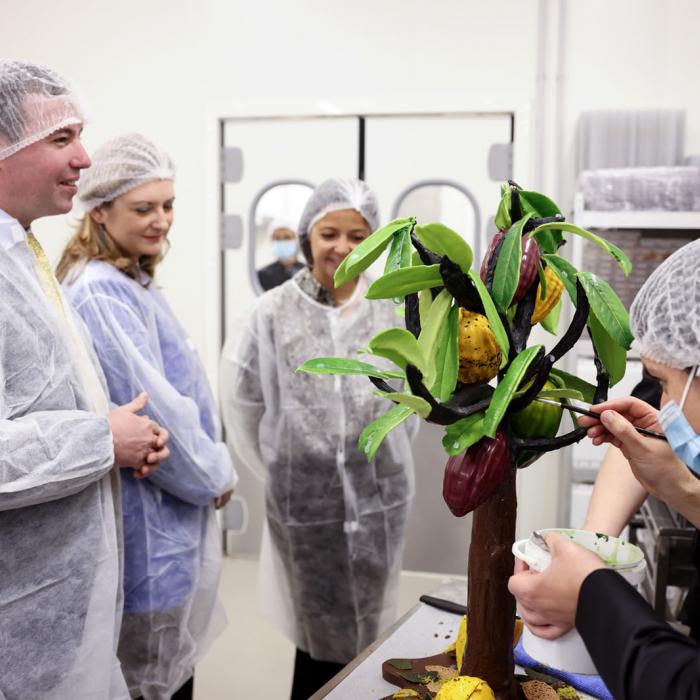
left=509, top=238, right=700, bottom=700
left=257, top=219, right=304, bottom=291
left=55, top=134, right=237, bottom=700
left=220, top=177, right=416, bottom=700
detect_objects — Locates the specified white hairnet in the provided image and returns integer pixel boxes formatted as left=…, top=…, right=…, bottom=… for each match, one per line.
left=266, top=217, right=297, bottom=239
left=630, top=238, right=700, bottom=368
left=79, top=133, right=175, bottom=210
left=0, top=60, right=86, bottom=161
left=297, top=178, right=380, bottom=263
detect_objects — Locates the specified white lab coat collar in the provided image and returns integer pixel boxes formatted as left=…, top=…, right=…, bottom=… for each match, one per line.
left=0, top=209, right=28, bottom=250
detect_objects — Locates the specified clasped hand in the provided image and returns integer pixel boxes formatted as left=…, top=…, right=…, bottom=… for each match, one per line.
left=107, top=392, right=170, bottom=478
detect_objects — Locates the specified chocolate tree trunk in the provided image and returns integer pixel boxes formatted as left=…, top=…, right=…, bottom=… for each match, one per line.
left=461, top=461, right=520, bottom=700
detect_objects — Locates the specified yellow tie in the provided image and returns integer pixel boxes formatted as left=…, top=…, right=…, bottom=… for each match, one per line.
left=26, top=232, right=65, bottom=317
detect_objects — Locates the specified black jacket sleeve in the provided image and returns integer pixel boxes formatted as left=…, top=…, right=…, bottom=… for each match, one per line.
left=577, top=568, right=700, bottom=700
left=631, top=375, right=662, bottom=409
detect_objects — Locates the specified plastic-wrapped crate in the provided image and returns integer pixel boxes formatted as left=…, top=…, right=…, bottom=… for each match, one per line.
left=580, top=166, right=700, bottom=211
left=581, top=229, right=696, bottom=309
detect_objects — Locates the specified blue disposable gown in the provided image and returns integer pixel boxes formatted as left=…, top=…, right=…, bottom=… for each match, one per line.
left=220, top=272, right=416, bottom=664
left=0, top=211, right=128, bottom=700
left=63, top=259, right=236, bottom=700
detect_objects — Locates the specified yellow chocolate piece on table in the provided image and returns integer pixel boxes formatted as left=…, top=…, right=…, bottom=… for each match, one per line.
left=434, top=676, right=496, bottom=700
left=456, top=615, right=467, bottom=669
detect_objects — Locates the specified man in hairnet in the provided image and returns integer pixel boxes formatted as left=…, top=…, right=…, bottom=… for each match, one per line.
left=0, top=60, right=170, bottom=700
left=257, top=218, right=304, bottom=292
left=221, top=178, right=416, bottom=699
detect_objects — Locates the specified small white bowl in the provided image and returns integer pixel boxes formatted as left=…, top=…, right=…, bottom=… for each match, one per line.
left=512, top=528, right=646, bottom=675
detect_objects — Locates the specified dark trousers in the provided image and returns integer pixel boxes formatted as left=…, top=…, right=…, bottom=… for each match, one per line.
left=135, top=673, right=193, bottom=700
left=290, top=648, right=344, bottom=700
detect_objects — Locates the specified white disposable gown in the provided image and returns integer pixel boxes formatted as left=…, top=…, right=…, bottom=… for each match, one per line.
left=0, top=211, right=128, bottom=700
left=63, top=259, right=236, bottom=700
left=220, top=271, right=415, bottom=664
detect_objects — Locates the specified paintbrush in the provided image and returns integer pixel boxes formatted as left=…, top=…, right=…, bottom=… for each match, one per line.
left=535, top=398, right=668, bottom=442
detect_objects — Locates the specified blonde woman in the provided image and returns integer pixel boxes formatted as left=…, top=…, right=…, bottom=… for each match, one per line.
left=57, top=133, right=236, bottom=700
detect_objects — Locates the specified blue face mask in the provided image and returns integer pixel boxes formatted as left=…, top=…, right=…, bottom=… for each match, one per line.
left=272, top=240, right=297, bottom=261
left=658, top=366, right=700, bottom=476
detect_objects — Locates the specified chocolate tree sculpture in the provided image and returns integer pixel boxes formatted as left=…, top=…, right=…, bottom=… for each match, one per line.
left=298, top=182, right=632, bottom=699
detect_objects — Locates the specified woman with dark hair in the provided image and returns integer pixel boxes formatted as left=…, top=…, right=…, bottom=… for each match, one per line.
left=221, top=177, right=416, bottom=699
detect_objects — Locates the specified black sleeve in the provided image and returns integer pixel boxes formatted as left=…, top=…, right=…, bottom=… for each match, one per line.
left=631, top=375, right=662, bottom=410
left=258, top=262, right=289, bottom=292
left=576, top=568, right=700, bottom=700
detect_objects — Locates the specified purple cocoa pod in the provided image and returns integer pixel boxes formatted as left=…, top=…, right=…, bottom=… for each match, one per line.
left=442, top=431, right=510, bottom=517
left=480, top=230, right=541, bottom=305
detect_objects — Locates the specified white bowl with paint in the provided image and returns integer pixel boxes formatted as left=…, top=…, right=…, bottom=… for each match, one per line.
left=512, top=528, right=646, bottom=675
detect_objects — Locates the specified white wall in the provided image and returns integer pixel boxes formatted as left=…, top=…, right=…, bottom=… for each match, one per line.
left=5, top=0, right=700, bottom=543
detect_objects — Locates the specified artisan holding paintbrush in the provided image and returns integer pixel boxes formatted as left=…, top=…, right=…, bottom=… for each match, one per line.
left=509, top=238, right=700, bottom=700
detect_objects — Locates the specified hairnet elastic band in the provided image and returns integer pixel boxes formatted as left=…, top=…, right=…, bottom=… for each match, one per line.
left=306, top=202, right=369, bottom=234
left=0, top=115, right=84, bottom=161
left=680, top=365, right=699, bottom=410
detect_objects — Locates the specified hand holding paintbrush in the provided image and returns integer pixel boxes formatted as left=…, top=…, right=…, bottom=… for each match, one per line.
left=535, top=397, right=667, bottom=442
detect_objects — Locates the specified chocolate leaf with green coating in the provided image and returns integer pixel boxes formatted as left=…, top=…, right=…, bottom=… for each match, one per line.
left=588, top=313, right=627, bottom=386
left=549, top=368, right=596, bottom=404
left=374, top=391, right=432, bottom=418
left=384, top=225, right=413, bottom=275
left=359, top=404, right=415, bottom=461
left=418, top=289, right=433, bottom=326
left=366, top=265, right=443, bottom=300
left=432, top=305, right=460, bottom=402
left=577, top=272, right=633, bottom=350
left=417, top=289, right=453, bottom=388
left=495, top=188, right=512, bottom=231
left=536, top=387, right=584, bottom=401
left=334, top=217, right=414, bottom=287
left=540, top=297, right=562, bottom=335
left=442, top=412, right=486, bottom=455
left=366, top=328, right=427, bottom=372
left=533, top=222, right=632, bottom=276
left=541, top=254, right=579, bottom=303
left=296, top=357, right=405, bottom=379
left=491, top=213, right=533, bottom=312
left=415, top=223, right=473, bottom=274
left=467, top=269, right=510, bottom=366
left=519, top=191, right=563, bottom=252
left=484, top=344, right=544, bottom=437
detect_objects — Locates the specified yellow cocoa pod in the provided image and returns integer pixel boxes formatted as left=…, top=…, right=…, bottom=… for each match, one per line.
left=458, top=309, right=501, bottom=384
left=434, top=676, right=496, bottom=700
left=531, top=267, right=564, bottom=325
